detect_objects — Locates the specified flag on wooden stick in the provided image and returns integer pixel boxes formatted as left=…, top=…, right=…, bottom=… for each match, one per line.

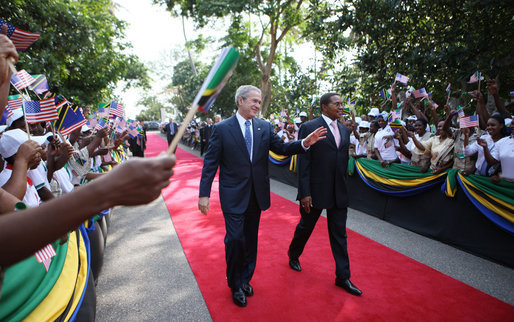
left=0, top=19, right=40, bottom=51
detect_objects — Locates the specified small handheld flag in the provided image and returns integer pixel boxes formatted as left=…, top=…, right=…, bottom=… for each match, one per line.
left=467, top=71, right=483, bottom=84
left=389, top=119, right=403, bottom=132
left=28, top=74, right=49, bottom=94
left=109, top=101, right=124, bottom=118
left=55, top=104, right=87, bottom=135
left=395, top=73, right=409, bottom=85
left=459, top=115, right=479, bottom=128
left=168, top=46, right=240, bottom=154
left=23, top=98, right=59, bottom=123
left=412, top=88, right=428, bottom=99
left=0, top=19, right=40, bottom=51
left=10, top=69, right=35, bottom=91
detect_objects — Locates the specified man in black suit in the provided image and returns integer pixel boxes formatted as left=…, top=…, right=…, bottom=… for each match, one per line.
left=198, top=85, right=326, bottom=307
left=164, top=118, right=178, bottom=146
left=199, top=118, right=213, bottom=156
left=287, top=93, right=362, bottom=296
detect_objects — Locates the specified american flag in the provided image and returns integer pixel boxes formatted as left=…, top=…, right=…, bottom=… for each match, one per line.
left=430, top=101, right=439, bottom=109
left=10, top=69, right=36, bottom=91
left=109, top=101, right=124, bottom=118
left=87, top=118, right=98, bottom=130
left=467, top=71, right=482, bottom=84
left=412, top=88, right=428, bottom=98
left=0, top=19, right=40, bottom=51
left=7, top=95, right=23, bottom=110
left=34, top=244, right=56, bottom=272
left=116, top=118, right=127, bottom=132
left=128, top=124, right=140, bottom=138
left=395, top=73, right=409, bottom=85
left=459, top=115, right=479, bottom=128
left=23, top=98, right=59, bottom=123
left=97, top=106, right=110, bottom=118
left=95, top=117, right=108, bottom=130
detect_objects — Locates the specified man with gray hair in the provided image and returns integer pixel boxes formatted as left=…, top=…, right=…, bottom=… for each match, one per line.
left=198, top=85, right=327, bottom=307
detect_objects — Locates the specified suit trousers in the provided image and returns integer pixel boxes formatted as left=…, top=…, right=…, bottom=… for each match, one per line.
left=288, top=205, right=351, bottom=280
left=223, top=187, right=261, bottom=290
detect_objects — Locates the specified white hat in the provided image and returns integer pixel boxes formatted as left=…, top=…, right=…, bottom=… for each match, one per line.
left=32, top=132, right=54, bottom=146
left=504, top=118, right=512, bottom=127
left=355, top=117, right=362, bottom=124
left=6, top=109, right=24, bottom=128
left=294, top=117, right=301, bottom=124
left=81, top=124, right=92, bottom=133
left=299, top=111, right=307, bottom=117
left=407, top=115, right=418, bottom=121
left=0, top=128, right=29, bottom=158
left=368, top=107, right=380, bottom=116
left=359, top=121, right=370, bottom=128
left=0, top=125, right=7, bottom=133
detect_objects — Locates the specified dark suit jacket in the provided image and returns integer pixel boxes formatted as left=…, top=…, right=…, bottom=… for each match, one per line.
left=200, top=124, right=212, bottom=142
left=200, top=116, right=304, bottom=214
left=297, top=116, right=350, bottom=209
left=165, top=122, right=178, bottom=140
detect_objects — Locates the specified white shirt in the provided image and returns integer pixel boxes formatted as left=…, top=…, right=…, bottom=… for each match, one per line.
left=321, top=114, right=338, bottom=137
left=350, top=135, right=367, bottom=156
left=464, top=134, right=500, bottom=175
left=54, top=167, right=74, bottom=194
left=0, top=165, right=41, bottom=208
left=374, top=126, right=397, bottom=161
left=493, top=136, right=514, bottom=180
left=28, top=162, right=51, bottom=191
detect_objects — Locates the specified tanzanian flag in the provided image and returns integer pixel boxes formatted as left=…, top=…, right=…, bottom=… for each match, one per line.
left=194, top=46, right=240, bottom=113
left=54, top=103, right=87, bottom=135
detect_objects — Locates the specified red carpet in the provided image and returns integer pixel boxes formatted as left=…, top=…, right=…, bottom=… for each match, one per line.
left=147, top=133, right=514, bottom=321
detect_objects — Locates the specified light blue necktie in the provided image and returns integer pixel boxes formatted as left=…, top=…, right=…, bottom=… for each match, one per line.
left=244, top=120, right=252, bottom=158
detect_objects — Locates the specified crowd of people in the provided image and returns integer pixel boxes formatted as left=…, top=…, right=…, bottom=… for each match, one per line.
left=178, top=81, right=513, bottom=183
left=0, top=25, right=175, bottom=320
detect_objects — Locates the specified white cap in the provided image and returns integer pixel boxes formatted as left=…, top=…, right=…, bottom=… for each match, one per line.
left=359, top=121, right=370, bottom=128
left=368, top=107, right=380, bottom=116
left=6, top=109, right=24, bottom=128
left=407, top=115, right=418, bottom=121
left=381, top=111, right=389, bottom=119
left=0, top=128, right=29, bottom=158
left=294, top=117, right=301, bottom=124
left=504, top=118, right=512, bottom=127
left=32, top=132, right=54, bottom=146
left=355, top=117, right=362, bottom=124
left=0, top=125, right=7, bottom=133
left=81, top=124, right=92, bottom=133
left=299, top=112, right=307, bottom=117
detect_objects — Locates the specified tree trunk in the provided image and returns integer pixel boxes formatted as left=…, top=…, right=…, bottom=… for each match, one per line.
left=260, top=74, right=273, bottom=116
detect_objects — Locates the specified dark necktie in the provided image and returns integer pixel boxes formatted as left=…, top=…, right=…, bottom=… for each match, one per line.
left=244, top=120, right=252, bottom=159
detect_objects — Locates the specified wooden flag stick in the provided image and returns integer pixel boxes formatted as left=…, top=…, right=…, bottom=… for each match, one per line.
left=167, top=104, right=198, bottom=155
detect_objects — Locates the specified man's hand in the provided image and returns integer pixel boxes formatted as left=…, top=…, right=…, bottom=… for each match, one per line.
left=300, top=196, right=312, bottom=214
left=303, top=126, right=328, bottom=147
left=16, top=140, right=42, bottom=169
left=198, top=197, right=209, bottom=215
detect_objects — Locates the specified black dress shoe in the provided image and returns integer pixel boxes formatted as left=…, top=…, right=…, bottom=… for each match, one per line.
left=335, top=278, right=362, bottom=296
left=231, top=288, right=247, bottom=307
left=241, top=283, right=254, bottom=297
left=289, top=258, right=302, bottom=272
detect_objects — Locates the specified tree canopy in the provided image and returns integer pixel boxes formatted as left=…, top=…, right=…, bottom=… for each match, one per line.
left=1, top=0, right=150, bottom=108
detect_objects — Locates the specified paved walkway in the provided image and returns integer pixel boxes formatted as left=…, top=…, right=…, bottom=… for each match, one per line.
left=96, top=133, right=514, bottom=321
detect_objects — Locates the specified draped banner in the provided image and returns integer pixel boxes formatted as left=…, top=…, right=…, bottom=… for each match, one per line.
left=268, top=151, right=291, bottom=166
left=348, top=158, right=514, bottom=234
left=351, top=158, right=447, bottom=197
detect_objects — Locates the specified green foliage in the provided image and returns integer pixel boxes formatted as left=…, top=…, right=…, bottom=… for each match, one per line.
left=136, top=94, right=170, bottom=121
left=1, top=0, right=149, bottom=107
left=309, top=0, right=514, bottom=111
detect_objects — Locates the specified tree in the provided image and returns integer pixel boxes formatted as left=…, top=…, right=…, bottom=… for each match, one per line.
left=157, top=0, right=323, bottom=115
left=308, top=0, right=514, bottom=112
left=1, top=0, right=149, bottom=107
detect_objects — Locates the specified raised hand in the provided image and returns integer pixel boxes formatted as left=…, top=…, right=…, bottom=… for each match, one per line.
left=303, top=126, right=328, bottom=146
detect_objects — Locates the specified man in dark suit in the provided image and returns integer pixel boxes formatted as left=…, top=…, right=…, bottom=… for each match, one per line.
left=287, top=92, right=362, bottom=296
left=164, top=118, right=178, bottom=146
left=199, top=118, right=213, bottom=156
left=198, top=85, right=326, bottom=307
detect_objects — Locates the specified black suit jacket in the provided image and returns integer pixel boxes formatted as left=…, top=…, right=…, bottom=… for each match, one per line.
left=199, top=116, right=304, bottom=214
left=297, top=116, right=350, bottom=209
left=200, top=124, right=212, bottom=141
